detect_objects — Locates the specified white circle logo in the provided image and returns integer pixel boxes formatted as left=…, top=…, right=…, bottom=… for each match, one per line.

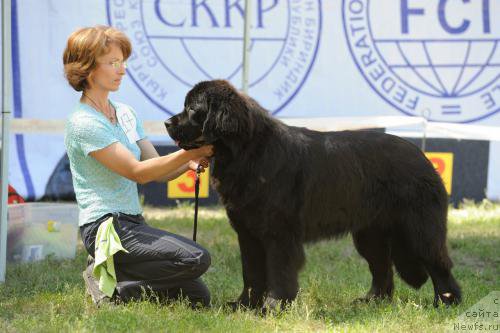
left=342, top=0, right=500, bottom=123
left=107, top=0, right=322, bottom=115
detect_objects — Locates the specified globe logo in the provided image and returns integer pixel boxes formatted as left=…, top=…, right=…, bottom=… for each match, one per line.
left=107, top=0, right=321, bottom=115
left=342, top=0, right=500, bottom=123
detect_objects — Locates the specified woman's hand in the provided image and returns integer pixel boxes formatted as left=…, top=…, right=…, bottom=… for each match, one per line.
left=192, top=144, right=214, bottom=159
left=188, top=145, right=212, bottom=173
left=188, top=157, right=210, bottom=173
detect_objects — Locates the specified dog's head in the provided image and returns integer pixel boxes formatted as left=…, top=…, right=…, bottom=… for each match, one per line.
left=165, top=80, right=253, bottom=150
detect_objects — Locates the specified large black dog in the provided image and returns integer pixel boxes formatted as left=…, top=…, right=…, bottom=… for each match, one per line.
left=165, top=80, right=461, bottom=310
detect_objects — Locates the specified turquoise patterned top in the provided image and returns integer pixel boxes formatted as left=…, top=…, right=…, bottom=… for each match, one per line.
left=64, top=101, right=146, bottom=226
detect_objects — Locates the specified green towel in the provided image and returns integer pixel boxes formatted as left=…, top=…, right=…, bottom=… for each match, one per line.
left=92, top=216, right=129, bottom=297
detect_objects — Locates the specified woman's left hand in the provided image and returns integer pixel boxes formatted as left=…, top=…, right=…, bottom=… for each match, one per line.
left=188, top=157, right=209, bottom=173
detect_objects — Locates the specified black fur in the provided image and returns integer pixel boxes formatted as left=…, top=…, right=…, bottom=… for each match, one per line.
left=165, top=80, right=462, bottom=310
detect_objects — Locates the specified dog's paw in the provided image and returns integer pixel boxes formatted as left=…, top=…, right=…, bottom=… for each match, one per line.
left=263, top=295, right=280, bottom=309
left=434, top=292, right=461, bottom=308
left=258, top=295, right=290, bottom=315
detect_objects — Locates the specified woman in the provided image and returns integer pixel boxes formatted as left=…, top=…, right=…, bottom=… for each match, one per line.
left=63, top=25, right=213, bottom=307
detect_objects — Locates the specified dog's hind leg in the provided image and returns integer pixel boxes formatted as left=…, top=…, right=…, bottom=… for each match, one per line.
left=425, top=262, right=461, bottom=307
left=423, top=256, right=461, bottom=307
left=352, top=226, right=394, bottom=301
left=416, top=225, right=461, bottom=306
left=232, top=227, right=268, bottom=309
left=403, top=209, right=461, bottom=307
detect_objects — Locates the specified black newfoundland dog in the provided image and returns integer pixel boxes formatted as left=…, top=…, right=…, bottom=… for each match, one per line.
left=165, top=80, right=461, bottom=310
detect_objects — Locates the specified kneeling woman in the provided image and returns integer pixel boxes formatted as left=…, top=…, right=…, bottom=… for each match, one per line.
left=63, top=25, right=213, bottom=306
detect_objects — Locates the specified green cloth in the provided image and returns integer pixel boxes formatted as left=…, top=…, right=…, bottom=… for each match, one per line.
left=92, top=217, right=129, bottom=297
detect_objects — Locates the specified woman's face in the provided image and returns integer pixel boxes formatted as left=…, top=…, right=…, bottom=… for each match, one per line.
left=88, top=43, right=126, bottom=92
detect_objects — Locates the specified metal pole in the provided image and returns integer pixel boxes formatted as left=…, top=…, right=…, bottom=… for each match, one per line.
left=421, top=108, right=431, bottom=152
left=241, top=0, right=251, bottom=94
left=1, top=0, right=13, bottom=283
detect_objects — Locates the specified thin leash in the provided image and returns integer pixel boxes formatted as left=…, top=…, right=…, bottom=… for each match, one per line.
left=193, top=164, right=203, bottom=242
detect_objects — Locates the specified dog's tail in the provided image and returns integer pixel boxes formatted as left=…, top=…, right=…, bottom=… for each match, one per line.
left=391, top=235, right=429, bottom=289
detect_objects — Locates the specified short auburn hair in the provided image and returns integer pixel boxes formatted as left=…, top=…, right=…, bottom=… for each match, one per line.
left=63, top=25, right=132, bottom=91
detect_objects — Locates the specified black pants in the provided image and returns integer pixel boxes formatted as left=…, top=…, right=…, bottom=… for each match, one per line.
left=80, top=212, right=211, bottom=306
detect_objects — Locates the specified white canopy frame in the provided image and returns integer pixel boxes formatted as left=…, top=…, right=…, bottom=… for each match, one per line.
left=1, top=0, right=12, bottom=283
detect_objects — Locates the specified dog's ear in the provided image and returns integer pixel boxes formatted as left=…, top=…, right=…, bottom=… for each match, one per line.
left=202, top=88, right=252, bottom=142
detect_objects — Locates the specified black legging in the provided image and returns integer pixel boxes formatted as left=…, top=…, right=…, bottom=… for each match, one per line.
left=80, top=212, right=211, bottom=306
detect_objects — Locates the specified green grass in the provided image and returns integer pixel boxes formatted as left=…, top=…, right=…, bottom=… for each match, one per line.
left=1, top=201, right=499, bottom=332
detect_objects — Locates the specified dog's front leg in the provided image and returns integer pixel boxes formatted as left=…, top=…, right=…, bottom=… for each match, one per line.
left=230, top=227, right=267, bottom=309
left=263, top=234, right=305, bottom=311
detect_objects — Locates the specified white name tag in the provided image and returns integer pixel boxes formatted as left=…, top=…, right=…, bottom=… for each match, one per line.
left=116, top=105, right=140, bottom=143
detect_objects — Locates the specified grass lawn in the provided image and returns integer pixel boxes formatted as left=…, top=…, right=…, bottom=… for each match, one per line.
left=1, top=201, right=499, bottom=332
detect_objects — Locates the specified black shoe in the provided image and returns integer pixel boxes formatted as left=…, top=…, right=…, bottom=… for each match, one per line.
left=82, top=263, right=112, bottom=307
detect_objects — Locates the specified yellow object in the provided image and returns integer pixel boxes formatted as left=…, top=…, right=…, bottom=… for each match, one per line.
left=425, top=152, right=454, bottom=195
left=167, top=168, right=210, bottom=198
left=47, top=220, right=60, bottom=232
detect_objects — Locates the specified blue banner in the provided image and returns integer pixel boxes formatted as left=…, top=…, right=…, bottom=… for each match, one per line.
left=3, top=0, right=500, bottom=200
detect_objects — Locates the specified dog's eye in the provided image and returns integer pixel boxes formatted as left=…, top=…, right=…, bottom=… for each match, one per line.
left=187, top=108, right=199, bottom=121
left=188, top=108, right=205, bottom=124
left=187, top=108, right=196, bottom=118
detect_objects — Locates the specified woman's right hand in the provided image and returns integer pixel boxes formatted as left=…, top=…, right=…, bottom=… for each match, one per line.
left=193, top=144, right=214, bottom=158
